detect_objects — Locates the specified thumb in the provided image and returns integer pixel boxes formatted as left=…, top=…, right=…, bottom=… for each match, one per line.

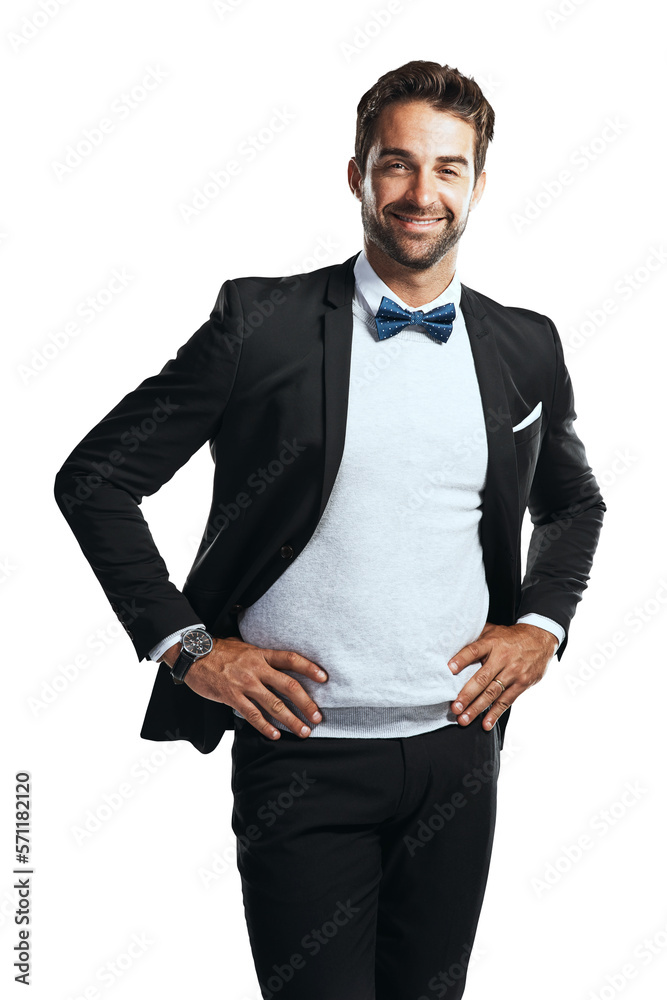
left=448, top=635, right=489, bottom=673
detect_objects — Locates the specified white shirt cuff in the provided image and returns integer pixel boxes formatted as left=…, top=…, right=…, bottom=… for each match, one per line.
left=515, top=614, right=565, bottom=651
left=148, top=624, right=206, bottom=663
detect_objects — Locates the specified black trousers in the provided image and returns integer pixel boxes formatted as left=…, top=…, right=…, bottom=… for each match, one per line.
left=231, top=710, right=501, bottom=1000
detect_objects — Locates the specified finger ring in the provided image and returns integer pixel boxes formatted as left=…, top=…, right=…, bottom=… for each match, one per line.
left=493, top=676, right=506, bottom=693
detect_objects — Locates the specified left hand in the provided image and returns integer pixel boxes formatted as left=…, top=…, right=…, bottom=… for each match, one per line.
left=448, top=622, right=559, bottom=730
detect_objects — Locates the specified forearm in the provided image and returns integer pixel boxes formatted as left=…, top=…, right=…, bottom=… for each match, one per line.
left=54, top=472, right=202, bottom=660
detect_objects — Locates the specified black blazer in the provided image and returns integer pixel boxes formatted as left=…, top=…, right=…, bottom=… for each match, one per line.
left=54, top=251, right=606, bottom=754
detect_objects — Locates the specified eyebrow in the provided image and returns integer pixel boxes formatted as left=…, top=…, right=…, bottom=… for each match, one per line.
left=376, top=147, right=470, bottom=168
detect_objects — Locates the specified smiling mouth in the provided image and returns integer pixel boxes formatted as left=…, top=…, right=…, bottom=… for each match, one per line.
left=391, top=213, right=445, bottom=228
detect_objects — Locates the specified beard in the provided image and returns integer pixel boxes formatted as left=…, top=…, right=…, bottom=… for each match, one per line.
left=361, top=199, right=469, bottom=271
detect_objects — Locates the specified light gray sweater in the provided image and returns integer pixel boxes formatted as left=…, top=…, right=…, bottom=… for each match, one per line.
left=233, top=251, right=491, bottom=737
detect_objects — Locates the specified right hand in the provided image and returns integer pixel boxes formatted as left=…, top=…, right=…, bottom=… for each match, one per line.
left=163, top=636, right=327, bottom=739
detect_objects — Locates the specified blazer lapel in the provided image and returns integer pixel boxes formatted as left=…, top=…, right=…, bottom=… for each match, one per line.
left=460, top=284, right=521, bottom=623
left=318, top=252, right=360, bottom=520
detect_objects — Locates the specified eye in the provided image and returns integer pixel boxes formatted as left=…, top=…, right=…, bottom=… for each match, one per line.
left=386, top=162, right=457, bottom=176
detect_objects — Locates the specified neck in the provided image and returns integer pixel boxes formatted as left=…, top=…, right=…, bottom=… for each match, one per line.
left=363, top=239, right=458, bottom=307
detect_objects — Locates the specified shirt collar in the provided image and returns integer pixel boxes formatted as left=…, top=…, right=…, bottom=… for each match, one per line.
left=353, top=247, right=462, bottom=318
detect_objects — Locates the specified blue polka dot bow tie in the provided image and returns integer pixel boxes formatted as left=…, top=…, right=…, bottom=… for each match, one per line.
left=374, top=296, right=456, bottom=344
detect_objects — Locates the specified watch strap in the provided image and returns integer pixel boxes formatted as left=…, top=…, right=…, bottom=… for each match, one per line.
left=170, top=647, right=196, bottom=685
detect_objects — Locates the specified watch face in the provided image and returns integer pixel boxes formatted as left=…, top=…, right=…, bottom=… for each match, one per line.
left=182, top=629, right=213, bottom=656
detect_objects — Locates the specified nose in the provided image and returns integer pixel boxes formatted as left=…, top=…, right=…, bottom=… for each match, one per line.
left=404, top=166, right=440, bottom=209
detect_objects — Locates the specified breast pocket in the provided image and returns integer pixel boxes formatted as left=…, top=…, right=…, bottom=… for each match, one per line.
left=513, top=413, right=542, bottom=510
left=513, top=414, right=542, bottom=448
left=512, top=400, right=542, bottom=438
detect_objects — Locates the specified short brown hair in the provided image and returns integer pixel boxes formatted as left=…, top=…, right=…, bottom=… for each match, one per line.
left=354, top=60, right=495, bottom=186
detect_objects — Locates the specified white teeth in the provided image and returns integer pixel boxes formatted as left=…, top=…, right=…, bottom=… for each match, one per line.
left=395, top=214, right=442, bottom=224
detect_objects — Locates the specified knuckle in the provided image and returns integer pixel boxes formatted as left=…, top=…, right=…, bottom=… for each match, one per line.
left=245, top=708, right=265, bottom=727
left=268, top=696, right=286, bottom=715
left=284, top=675, right=302, bottom=696
left=241, top=672, right=264, bottom=695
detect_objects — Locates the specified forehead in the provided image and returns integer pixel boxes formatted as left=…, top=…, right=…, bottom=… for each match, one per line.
left=370, top=100, right=476, bottom=159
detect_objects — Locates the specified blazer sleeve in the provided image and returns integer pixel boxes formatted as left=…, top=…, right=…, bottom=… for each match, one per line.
left=53, top=278, right=244, bottom=662
left=515, top=316, right=606, bottom=660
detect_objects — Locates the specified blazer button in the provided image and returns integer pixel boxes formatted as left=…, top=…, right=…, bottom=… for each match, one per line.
left=230, top=603, right=243, bottom=613
left=280, top=544, right=294, bottom=559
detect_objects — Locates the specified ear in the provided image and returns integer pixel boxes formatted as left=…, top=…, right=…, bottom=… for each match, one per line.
left=470, top=169, right=486, bottom=211
left=348, top=157, right=363, bottom=200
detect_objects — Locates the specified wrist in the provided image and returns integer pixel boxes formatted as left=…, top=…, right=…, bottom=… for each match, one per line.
left=159, top=642, right=181, bottom=669
left=169, top=627, right=214, bottom=684
left=517, top=622, right=559, bottom=652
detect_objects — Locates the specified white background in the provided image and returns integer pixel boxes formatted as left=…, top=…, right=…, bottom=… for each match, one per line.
left=2, top=1, right=666, bottom=998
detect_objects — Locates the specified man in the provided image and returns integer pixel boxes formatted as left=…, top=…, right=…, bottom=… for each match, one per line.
left=54, top=61, right=606, bottom=999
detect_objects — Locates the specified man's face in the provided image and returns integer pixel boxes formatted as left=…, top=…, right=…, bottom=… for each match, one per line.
left=350, top=100, right=486, bottom=270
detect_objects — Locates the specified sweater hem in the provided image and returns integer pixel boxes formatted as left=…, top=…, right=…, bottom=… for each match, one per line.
left=233, top=702, right=459, bottom=738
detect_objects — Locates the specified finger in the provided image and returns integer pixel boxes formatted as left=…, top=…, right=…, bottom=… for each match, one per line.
left=480, top=692, right=514, bottom=731
left=265, top=647, right=328, bottom=683
left=448, top=638, right=490, bottom=673
left=451, top=661, right=504, bottom=715
left=233, top=696, right=284, bottom=740
left=455, top=679, right=517, bottom=728
left=238, top=683, right=316, bottom=739
left=252, top=682, right=317, bottom=738
left=263, top=668, right=324, bottom=728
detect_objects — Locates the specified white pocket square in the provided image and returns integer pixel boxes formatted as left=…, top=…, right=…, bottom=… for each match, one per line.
left=512, top=400, right=542, bottom=433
